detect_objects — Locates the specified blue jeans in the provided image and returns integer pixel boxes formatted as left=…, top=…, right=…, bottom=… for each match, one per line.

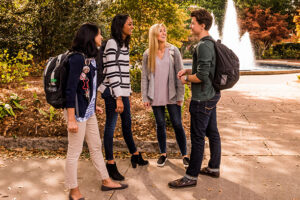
left=102, top=88, right=137, bottom=160
left=152, top=104, right=187, bottom=156
left=186, top=92, right=221, bottom=178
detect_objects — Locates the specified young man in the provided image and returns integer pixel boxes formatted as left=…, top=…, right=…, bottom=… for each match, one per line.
left=168, top=8, right=221, bottom=188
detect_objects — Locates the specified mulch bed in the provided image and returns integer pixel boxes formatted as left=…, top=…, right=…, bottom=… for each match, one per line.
left=0, top=77, right=191, bottom=141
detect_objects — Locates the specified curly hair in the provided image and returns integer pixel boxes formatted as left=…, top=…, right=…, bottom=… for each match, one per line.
left=191, top=9, right=213, bottom=31
left=111, top=14, right=131, bottom=48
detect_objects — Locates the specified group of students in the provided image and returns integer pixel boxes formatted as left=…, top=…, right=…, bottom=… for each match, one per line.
left=64, top=8, right=222, bottom=200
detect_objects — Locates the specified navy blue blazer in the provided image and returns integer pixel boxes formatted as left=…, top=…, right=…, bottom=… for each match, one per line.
left=65, top=53, right=97, bottom=118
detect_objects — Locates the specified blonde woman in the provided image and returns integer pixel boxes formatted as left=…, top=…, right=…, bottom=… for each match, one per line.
left=141, top=24, right=189, bottom=167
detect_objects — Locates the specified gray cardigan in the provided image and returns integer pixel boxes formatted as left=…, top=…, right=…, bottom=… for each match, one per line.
left=141, top=45, right=185, bottom=103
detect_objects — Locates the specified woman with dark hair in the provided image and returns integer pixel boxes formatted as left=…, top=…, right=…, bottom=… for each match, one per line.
left=99, top=14, right=148, bottom=181
left=65, top=23, right=127, bottom=200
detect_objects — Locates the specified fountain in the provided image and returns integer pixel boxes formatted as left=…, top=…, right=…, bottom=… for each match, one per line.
left=239, top=32, right=256, bottom=70
left=209, top=13, right=220, bottom=41
left=184, top=0, right=300, bottom=73
left=222, top=0, right=255, bottom=70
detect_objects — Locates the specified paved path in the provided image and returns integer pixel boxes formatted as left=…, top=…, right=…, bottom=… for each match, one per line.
left=1, top=74, right=300, bottom=200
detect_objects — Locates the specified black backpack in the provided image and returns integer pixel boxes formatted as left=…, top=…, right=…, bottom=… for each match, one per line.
left=95, top=39, right=121, bottom=88
left=43, top=51, right=85, bottom=109
left=203, top=38, right=240, bottom=91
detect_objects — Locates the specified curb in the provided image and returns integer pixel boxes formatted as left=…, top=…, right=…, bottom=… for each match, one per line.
left=0, top=136, right=192, bottom=154
left=240, top=70, right=300, bottom=75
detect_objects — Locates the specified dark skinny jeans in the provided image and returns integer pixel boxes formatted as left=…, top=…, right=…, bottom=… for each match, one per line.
left=102, top=88, right=137, bottom=161
left=152, top=104, right=187, bottom=156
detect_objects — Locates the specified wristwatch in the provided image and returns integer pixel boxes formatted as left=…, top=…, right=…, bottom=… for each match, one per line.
left=184, top=75, right=188, bottom=82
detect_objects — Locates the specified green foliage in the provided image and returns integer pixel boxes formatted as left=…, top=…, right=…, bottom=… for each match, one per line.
left=0, top=49, right=32, bottom=84
left=0, top=0, right=106, bottom=61
left=33, top=92, right=41, bottom=106
left=262, top=43, right=300, bottom=59
left=102, top=0, right=189, bottom=65
left=184, top=84, right=191, bottom=102
left=183, top=50, right=193, bottom=59
left=130, top=66, right=142, bottom=93
left=0, top=93, right=25, bottom=120
left=38, top=106, right=57, bottom=122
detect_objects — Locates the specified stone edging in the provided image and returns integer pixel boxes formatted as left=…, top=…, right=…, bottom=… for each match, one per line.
left=240, top=70, right=300, bottom=75
left=0, top=136, right=192, bottom=154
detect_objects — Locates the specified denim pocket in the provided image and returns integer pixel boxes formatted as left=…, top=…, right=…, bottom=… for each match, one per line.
left=190, top=100, right=206, bottom=115
left=204, top=101, right=216, bottom=114
left=190, top=98, right=218, bottom=115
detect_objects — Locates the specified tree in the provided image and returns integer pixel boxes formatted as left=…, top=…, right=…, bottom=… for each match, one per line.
left=240, top=6, right=290, bottom=57
left=236, top=0, right=299, bottom=31
left=102, top=0, right=190, bottom=65
left=0, top=0, right=107, bottom=62
left=0, top=0, right=32, bottom=56
left=174, top=0, right=226, bottom=34
left=294, top=9, right=300, bottom=43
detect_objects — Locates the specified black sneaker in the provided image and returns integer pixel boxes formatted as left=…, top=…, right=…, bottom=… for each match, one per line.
left=157, top=155, right=167, bottom=167
left=183, top=157, right=190, bottom=168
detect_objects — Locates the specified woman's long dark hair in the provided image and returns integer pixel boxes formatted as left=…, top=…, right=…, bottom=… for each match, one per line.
left=111, top=14, right=131, bottom=48
left=71, top=23, right=99, bottom=58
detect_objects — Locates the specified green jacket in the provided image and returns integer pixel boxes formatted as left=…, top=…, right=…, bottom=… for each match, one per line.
left=191, top=36, right=216, bottom=101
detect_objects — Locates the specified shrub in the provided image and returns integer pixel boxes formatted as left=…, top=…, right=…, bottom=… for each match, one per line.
left=29, top=60, right=46, bottom=77
left=263, top=43, right=300, bottom=59
left=0, top=49, right=33, bottom=84
left=183, top=50, right=193, bottom=59
left=130, top=65, right=142, bottom=93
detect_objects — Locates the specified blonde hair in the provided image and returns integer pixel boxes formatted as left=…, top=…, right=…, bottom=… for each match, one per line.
left=148, top=23, right=168, bottom=73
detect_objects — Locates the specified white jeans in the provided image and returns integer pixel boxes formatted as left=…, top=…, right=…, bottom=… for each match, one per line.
left=64, top=111, right=109, bottom=189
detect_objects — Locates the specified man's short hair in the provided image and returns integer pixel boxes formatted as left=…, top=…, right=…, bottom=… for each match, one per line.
left=191, top=9, right=213, bottom=31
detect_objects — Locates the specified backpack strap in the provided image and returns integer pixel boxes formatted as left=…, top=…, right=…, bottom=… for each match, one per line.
left=114, top=39, right=123, bottom=84
left=50, top=53, right=65, bottom=86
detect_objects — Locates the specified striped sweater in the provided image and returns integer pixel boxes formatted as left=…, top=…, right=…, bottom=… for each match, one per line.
left=99, top=39, right=131, bottom=97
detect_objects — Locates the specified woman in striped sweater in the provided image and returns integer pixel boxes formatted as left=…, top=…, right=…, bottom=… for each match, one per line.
left=99, top=14, right=148, bottom=181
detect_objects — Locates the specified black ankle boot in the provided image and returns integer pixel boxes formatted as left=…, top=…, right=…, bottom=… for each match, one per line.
left=106, top=163, right=125, bottom=181
left=131, top=152, right=149, bottom=168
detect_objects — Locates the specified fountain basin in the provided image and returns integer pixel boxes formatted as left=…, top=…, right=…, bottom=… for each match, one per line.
left=183, top=59, right=300, bottom=75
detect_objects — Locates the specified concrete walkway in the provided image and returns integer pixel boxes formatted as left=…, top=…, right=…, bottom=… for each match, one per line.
left=1, top=74, right=300, bottom=200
